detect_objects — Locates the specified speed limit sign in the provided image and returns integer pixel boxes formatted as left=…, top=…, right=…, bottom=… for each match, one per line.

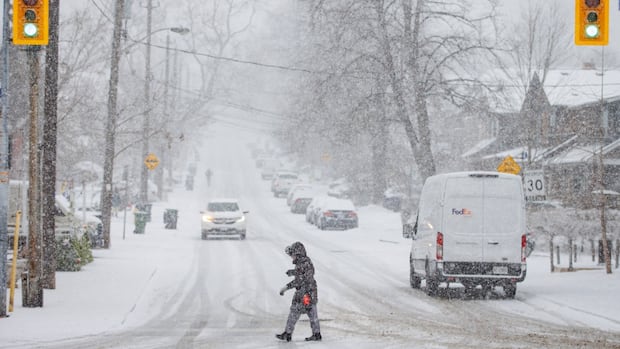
left=524, top=170, right=546, bottom=201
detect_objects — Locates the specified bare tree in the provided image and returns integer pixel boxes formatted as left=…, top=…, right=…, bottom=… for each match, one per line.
left=502, top=0, right=570, bottom=90
left=182, top=0, right=256, bottom=116
left=283, top=0, right=500, bottom=204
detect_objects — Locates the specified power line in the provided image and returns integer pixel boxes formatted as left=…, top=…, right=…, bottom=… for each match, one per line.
left=147, top=42, right=319, bottom=74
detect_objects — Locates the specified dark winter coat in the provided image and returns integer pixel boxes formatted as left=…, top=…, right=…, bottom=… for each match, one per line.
left=284, top=242, right=318, bottom=306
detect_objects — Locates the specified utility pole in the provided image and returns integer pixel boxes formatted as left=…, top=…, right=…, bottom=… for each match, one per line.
left=0, top=0, right=11, bottom=317
left=155, top=33, right=170, bottom=201
left=100, top=0, right=125, bottom=249
left=41, top=0, right=60, bottom=289
left=25, top=47, right=43, bottom=307
left=139, top=0, right=153, bottom=204
left=598, top=47, right=612, bottom=274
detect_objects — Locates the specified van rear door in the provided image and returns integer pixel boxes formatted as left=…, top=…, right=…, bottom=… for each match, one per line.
left=481, top=177, right=523, bottom=264
left=442, top=175, right=523, bottom=265
left=442, top=176, right=485, bottom=262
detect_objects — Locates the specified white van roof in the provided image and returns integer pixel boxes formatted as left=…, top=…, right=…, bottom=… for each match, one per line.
left=428, top=171, right=520, bottom=181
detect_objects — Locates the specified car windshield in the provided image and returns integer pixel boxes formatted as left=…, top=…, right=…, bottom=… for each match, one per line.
left=207, top=202, right=239, bottom=212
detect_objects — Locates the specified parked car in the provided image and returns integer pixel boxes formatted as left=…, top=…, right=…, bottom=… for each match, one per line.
left=383, top=187, right=406, bottom=212
left=315, top=197, right=358, bottom=230
left=260, top=158, right=281, bottom=180
left=286, top=183, right=314, bottom=206
left=200, top=199, right=248, bottom=240
left=305, top=196, right=320, bottom=224
left=327, top=178, right=352, bottom=199
left=305, top=195, right=330, bottom=225
left=290, top=189, right=316, bottom=214
left=271, top=171, right=300, bottom=197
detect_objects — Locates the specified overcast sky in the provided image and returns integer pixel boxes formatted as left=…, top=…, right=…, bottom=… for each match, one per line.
left=500, top=0, right=620, bottom=69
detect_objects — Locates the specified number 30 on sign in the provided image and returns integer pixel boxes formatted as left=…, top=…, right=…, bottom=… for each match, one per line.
left=524, top=170, right=545, bottom=201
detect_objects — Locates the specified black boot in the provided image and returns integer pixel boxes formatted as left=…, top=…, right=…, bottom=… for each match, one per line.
left=276, top=331, right=292, bottom=342
left=305, top=333, right=322, bottom=341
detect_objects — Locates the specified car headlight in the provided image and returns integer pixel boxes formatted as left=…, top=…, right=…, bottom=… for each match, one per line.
left=202, top=215, right=214, bottom=223
left=237, top=215, right=245, bottom=223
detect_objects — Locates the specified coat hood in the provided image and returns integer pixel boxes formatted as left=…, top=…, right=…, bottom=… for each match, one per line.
left=285, top=241, right=307, bottom=258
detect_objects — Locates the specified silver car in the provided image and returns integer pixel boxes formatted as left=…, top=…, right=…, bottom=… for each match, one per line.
left=201, top=199, right=248, bottom=240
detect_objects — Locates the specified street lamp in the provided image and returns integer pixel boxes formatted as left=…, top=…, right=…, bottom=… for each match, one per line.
left=140, top=24, right=190, bottom=204
left=100, top=6, right=189, bottom=250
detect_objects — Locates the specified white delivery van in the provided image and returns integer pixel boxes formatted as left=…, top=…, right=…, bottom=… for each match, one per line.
left=403, top=171, right=527, bottom=298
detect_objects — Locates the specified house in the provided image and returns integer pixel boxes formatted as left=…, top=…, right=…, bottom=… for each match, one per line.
left=462, top=67, right=620, bottom=209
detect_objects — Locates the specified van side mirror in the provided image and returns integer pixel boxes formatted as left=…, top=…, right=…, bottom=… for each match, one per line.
left=403, top=223, right=416, bottom=239
left=402, top=216, right=418, bottom=239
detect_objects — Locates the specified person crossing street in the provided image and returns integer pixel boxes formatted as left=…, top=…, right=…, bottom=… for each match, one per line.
left=276, top=241, right=322, bottom=342
left=205, top=168, right=212, bottom=187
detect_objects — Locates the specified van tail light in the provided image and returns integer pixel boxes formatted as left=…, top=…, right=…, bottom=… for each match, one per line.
left=436, top=232, right=444, bottom=261
left=521, top=234, right=527, bottom=262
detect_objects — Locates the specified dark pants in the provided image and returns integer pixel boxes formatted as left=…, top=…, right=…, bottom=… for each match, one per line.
left=285, top=302, right=320, bottom=334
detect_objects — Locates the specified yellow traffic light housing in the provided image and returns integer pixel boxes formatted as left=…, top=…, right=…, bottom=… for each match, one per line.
left=12, top=0, right=49, bottom=46
left=575, top=0, right=609, bottom=46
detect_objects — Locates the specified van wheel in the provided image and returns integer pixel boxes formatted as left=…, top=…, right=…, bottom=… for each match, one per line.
left=461, top=281, right=476, bottom=295
left=504, top=283, right=517, bottom=299
left=201, top=232, right=207, bottom=240
left=425, top=265, right=438, bottom=296
left=409, top=261, right=421, bottom=289
left=426, top=277, right=438, bottom=296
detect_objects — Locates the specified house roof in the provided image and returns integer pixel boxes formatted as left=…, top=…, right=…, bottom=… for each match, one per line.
left=546, top=143, right=601, bottom=164
left=546, top=138, right=620, bottom=165
left=482, top=69, right=620, bottom=113
left=481, top=145, right=548, bottom=163
left=461, top=137, right=496, bottom=158
left=462, top=135, right=580, bottom=164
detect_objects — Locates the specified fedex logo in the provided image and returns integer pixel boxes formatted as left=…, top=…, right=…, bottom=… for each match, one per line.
left=452, top=208, right=472, bottom=216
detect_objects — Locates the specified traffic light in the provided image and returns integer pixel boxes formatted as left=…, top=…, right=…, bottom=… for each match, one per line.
left=12, top=0, right=49, bottom=46
left=575, top=0, right=609, bottom=46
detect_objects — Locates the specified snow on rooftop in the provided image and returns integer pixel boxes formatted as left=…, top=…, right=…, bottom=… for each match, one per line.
left=547, top=144, right=601, bottom=165
left=481, top=146, right=548, bottom=163
left=461, top=137, right=496, bottom=158
left=481, top=69, right=620, bottom=113
left=547, top=139, right=620, bottom=165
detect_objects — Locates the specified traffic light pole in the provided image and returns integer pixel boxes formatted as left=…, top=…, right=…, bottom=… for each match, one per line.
left=24, top=46, right=43, bottom=307
left=0, top=0, right=11, bottom=317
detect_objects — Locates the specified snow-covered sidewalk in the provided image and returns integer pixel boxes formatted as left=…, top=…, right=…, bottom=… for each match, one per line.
left=1, top=199, right=198, bottom=343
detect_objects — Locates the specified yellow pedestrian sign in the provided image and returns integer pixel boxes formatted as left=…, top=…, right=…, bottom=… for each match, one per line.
left=144, top=153, right=160, bottom=170
left=497, top=155, right=521, bottom=175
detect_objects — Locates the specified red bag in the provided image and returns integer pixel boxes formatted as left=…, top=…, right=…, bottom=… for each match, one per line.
left=302, top=294, right=311, bottom=306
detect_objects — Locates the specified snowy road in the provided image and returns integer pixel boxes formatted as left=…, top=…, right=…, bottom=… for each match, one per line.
left=7, top=128, right=620, bottom=349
